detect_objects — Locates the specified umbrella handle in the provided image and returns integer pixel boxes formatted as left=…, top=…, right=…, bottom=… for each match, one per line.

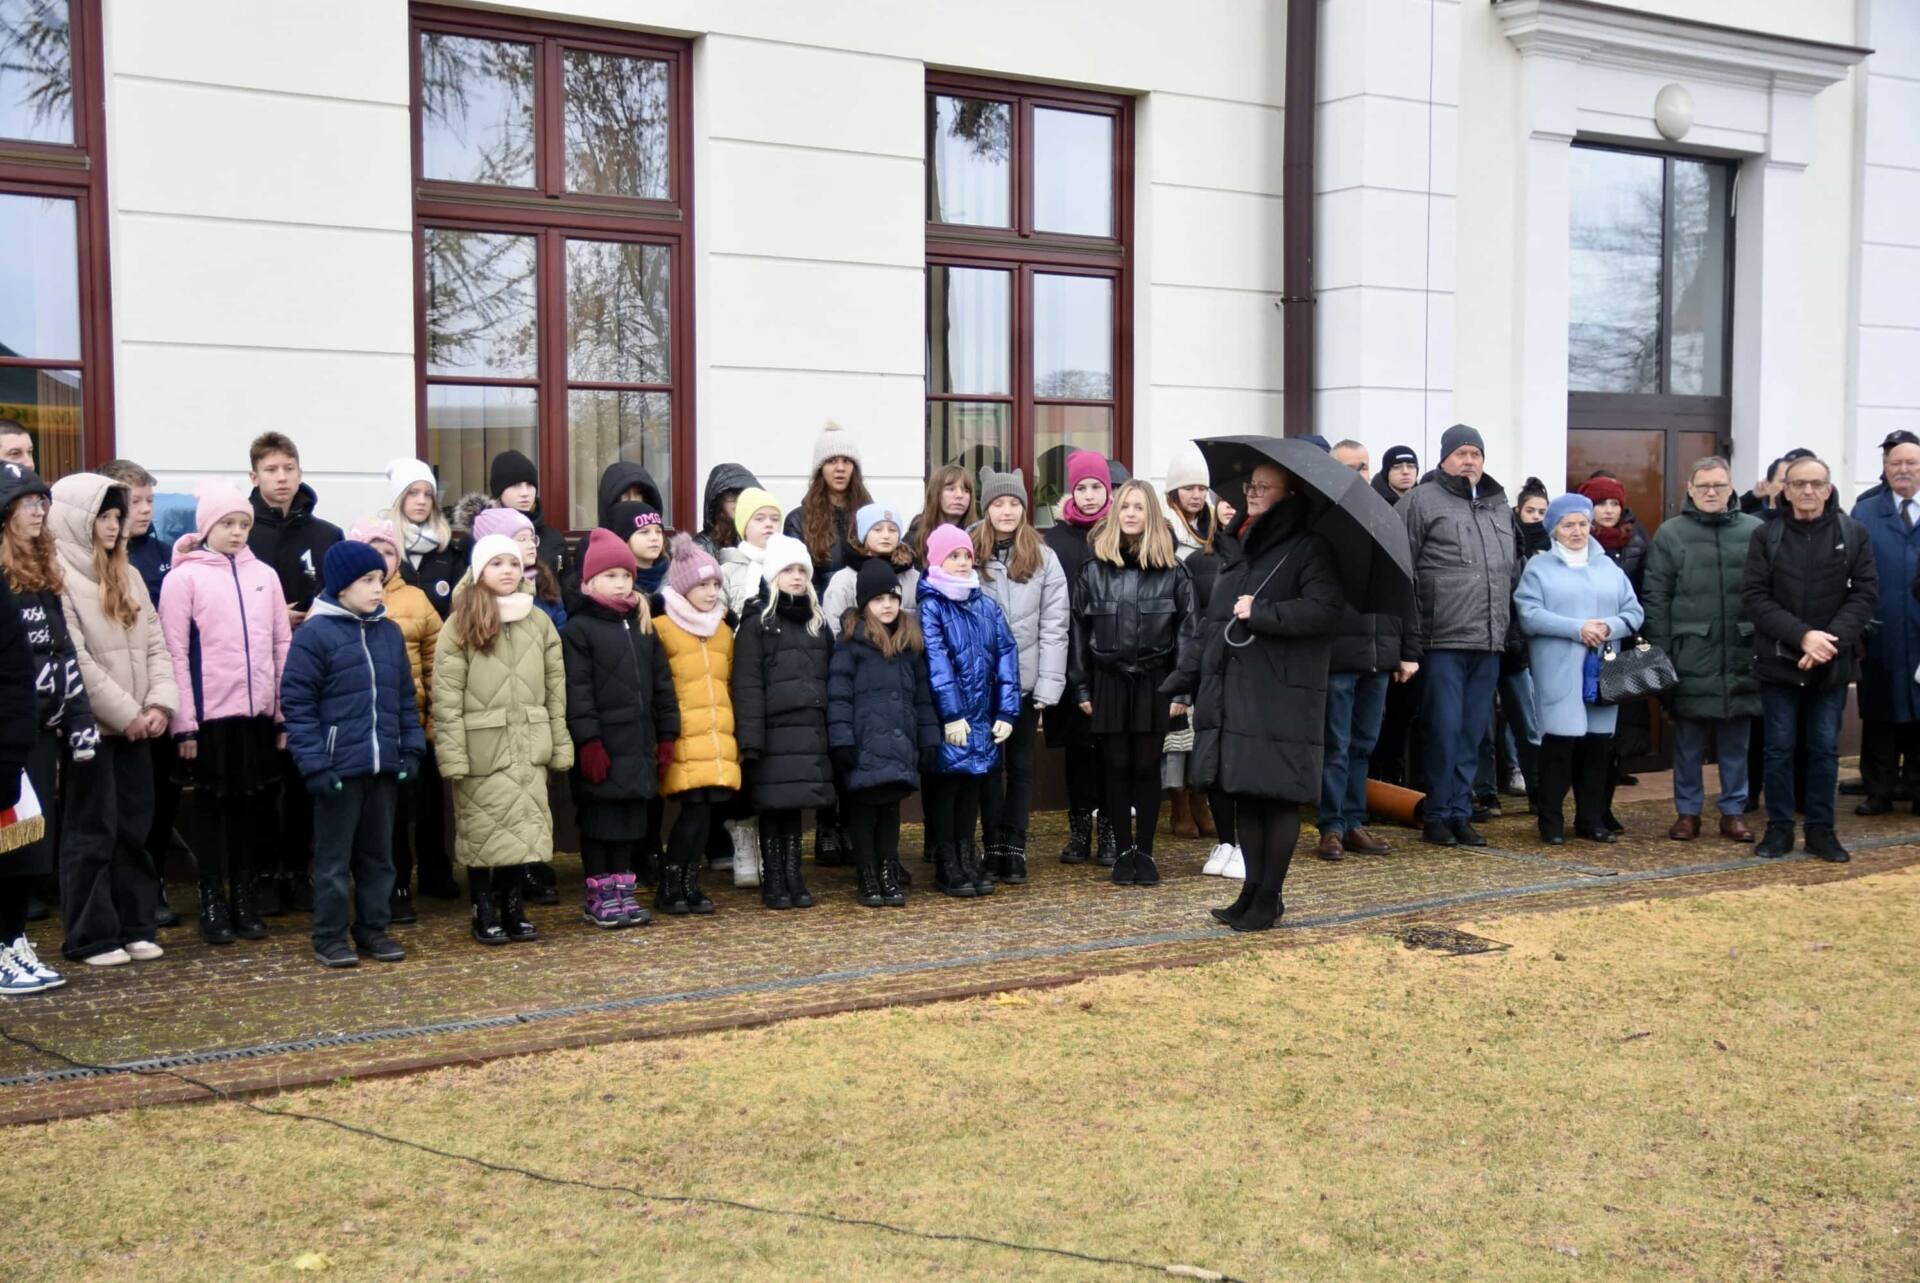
left=1223, top=553, right=1292, bottom=649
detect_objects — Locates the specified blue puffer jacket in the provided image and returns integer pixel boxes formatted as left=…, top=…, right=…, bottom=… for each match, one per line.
left=281, top=594, right=427, bottom=782
left=919, top=582, right=1020, bottom=775
left=827, top=619, right=941, bottom=793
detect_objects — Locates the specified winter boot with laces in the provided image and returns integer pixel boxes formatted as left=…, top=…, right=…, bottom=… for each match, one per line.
left=500, top=870, right=539, bottom=941
left=934, top=844, right=975, bottom=897
left=1059, top=810, right=1093, bottom=864
left=197, top=866, right=236, bottom=946
left=962, top=838, right=995, bottom=896
left=683, top=855, right=716, bottom=914
left=781, top=835, right=814, bottom=909
left=876, top=852, right=907, bottom=907
left=1095, top=815, right=1119, bottom=868
left=655, top=860, right=690, bottom=916
left=854, top=856, right=885, bottom=908
left=469, top=871, right=507, bottom=945
left=227, top=858, right=268, bottom=941
left=759, top=836, right=793, bottom=910
left=1001, top=830, right=1029, bottom=885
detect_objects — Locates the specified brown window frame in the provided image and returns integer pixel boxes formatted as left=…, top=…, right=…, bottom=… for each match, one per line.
left=409, top=3, right=695, bottom=527
left=0, top=0, right=116, bottom=475
left=924, top=71, right=1133, bottom=487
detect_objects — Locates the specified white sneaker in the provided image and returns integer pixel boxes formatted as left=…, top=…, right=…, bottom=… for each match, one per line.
left=0, top=949, right=49, bottom=996
left=82, top=948, right=132, bottom=967
left=125, top=940, right=164, bottom=961
left=1221, top=846, right=1246, bottom=880
left=1202, top=843, right=1233, bottom=876
left=731, top=820, right=762, bottom=888
left=7, top=935, right=64, bottom=988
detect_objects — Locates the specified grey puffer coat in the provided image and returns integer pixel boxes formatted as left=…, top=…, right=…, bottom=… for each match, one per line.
left=1399, top=470, right=1519, bottom=658
left=979, top=538, right=1069, bottom=707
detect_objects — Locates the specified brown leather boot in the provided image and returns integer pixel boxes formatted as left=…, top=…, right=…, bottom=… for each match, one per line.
left=1668, top=814, right=1701, bottom=841
left=1316, top=829, right=1345, bottom=861
left=1189, top=788, right=1216, bottom=838
left=1342, top=825, right=1390, bottom=854
left=1169, top=789, right=1199, bottom=839
left=1717, top=813, right=1755, bottom=843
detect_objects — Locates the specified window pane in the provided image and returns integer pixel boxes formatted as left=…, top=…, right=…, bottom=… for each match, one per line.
left=426, top=384, right=536, bottom=503
left=563, top=48, right=669, bottom=199
left=424, top=228, right=538, bottom=378
left=1568, top=148, right=1662, bottom=394
left=0, top=0, right=72, bottom=144
left=1668, top=160, right=1730, bottom=397
left=1034, top=273, right=1113, bottom=399
left=1033, top=108, right=1113, bottom=237
left=0, top=365, right=80, bottom=478
left=419, top=32, right=536, bottom=188
left=927, top=401, right=1010, bottom=478
left=568, top=390, right=671, bottom=529
left=566, top=239, right=670, bottom=384
left=0, top=192, right=79, bottom=360
left=927, top=266, right=1011, bottom=396
left=1033, top=405, right=1112, bottom=528
left=928, top=95, right=1010, bottom=227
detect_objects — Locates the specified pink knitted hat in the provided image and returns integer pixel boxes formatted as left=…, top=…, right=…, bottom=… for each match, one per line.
left=665, top=531, right=720, bottom=594
left=195, top=484, right=253, bottom=536
left=926, top=523, right=973, bottom=569
left=471, top=505, right=533, bottom=543
left=347, top=518, right=399, bottom=556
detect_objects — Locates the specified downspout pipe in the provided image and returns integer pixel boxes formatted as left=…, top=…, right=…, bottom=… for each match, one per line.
left=1282, top=0, right=1318, bottom=438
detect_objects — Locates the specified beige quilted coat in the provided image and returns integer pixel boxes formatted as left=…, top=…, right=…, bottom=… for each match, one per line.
left=432, top=585, right=574, bottom=868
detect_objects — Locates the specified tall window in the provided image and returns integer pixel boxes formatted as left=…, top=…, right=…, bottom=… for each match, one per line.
left=0, top=0, right=112, bottom=479
left=925, top=74, right=1131, bottom=524
left=411, top=5, right=692, bottom=527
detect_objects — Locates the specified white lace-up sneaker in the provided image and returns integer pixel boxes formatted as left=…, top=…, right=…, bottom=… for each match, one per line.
left=125, top=940, right=164, bottom=961
left=1202, top=843, right=1233, bottom=876
left=730, top=820, right=762, bottom=888
left=0, top=948, right=50, bottom=995
left=82, top=948, right=132, bottom=967
left=1221, top=846, right=1246, bottom=881
left=7, top=936, right=64, bottom=989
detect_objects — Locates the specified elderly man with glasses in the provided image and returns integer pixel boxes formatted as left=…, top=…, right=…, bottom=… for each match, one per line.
left=1849, top=429, right=1920, bottom=815
left=1641, top=456, right=1763, bottom=843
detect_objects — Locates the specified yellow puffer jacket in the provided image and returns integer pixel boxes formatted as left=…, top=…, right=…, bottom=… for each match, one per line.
left=655, top=614, right=742, bottom=794
left=384, top=572, right=440, bottom=739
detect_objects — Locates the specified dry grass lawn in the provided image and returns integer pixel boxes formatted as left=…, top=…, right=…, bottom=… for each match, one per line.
left=2, top=869, right=1917, bottom=1283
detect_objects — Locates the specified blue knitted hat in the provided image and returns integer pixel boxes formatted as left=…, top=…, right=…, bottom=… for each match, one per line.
left=1543, top=493, right=1594, bottom=536
left=324, top=540, right=389, bottom=595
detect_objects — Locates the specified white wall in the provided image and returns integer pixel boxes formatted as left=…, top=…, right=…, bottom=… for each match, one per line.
left=1850, top=0, right=1920, bottom=485
left=100, top=0, right=1288, bottom=528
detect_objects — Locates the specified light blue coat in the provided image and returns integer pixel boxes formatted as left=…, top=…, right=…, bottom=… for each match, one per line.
left=1514, top=548, right=1645, bottom=738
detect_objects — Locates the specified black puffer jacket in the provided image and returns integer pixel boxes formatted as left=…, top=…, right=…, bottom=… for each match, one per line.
left=1329, top=606, right=1404, bottom=675
left=403, top=539, right=467, bottom=620
left=784, top=503, right=856, bottom=598
left=732, top=593, right=836, bottom=809
left=827, top=618, right=940, bottom=794
left=1741, top=507, right=1879, bottom=688
left=247, top=483, right=342, bottom=614
left=695, top=462, right=760, bottom=558
left=1068, top=549, right=1195, bottom=705
left=561, top=599, right=680, bottom=803
left=1164, top=496, right=1344, bottom=803
left=1599, top=518, right=1650, bottom=592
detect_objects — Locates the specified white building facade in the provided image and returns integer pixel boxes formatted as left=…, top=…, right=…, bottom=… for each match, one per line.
left=1, top=0, right=1914, bottom=531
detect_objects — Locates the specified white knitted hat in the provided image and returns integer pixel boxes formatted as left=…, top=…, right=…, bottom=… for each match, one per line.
left=470, top=534, right=523, bottom=580
left=761, top=532, right=815, bottom=586
left=811, top=420, right=862, bottom=473
left=386, top=457, right=437, bottom=508
left=1163, top=441, right=1209, bottom=494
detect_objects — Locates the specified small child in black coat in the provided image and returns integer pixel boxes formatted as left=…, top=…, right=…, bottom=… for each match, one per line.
left=561, top=530, right=680, bottom=928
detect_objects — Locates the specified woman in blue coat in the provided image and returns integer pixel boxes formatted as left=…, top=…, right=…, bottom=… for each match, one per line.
left=918, top=524, right=1020, bottom=898
left=1514, top=494, right=1644, bottom=845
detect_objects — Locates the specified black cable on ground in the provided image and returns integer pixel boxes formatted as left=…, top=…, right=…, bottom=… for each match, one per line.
left=1, top=1026, right=1246, bottom=1283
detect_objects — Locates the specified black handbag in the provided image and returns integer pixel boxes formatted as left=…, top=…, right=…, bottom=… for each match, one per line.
left=1595, top=637, right=1678, bottom=705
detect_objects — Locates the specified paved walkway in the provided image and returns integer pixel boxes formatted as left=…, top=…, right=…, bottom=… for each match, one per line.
left=2, top=786, right=1914, bottom=1124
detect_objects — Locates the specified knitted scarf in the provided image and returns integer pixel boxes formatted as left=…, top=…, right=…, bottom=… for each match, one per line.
left=924, top=566, right=979, bottom=601
left=663, top=586, right=724, bottom=637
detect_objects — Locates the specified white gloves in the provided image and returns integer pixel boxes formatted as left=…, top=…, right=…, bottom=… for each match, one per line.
left=944, top=719, right=970, bottom=747
left=991, top=720, right=1013, bottom=744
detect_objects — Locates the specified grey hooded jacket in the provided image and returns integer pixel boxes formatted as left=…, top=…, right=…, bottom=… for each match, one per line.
left=1399, top=470, right=1518, bottom=659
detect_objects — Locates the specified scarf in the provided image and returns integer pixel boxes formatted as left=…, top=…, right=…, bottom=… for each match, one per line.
left=634, top=556, right=669, bottom=596
left=1592, top=520, right=1630, bottom=553
left=924, top=566, right=979, bottom=602
left=401, top=520, right=440, bottom=564
left=1060, top=495, right=1108, bottom=528
left=497, top=590, right=534, bottom=624
left=1550, top=540, right=1591, bottom=569
left=663, top=586, right=724, bottom=637
left=587, top=591, right=636, bottom=616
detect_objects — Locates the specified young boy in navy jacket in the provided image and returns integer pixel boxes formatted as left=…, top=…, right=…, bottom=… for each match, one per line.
left=281, top=541, right=427, bottom=968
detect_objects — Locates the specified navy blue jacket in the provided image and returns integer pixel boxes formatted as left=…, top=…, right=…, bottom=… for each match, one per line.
left=827, top=619, right=940, bottom=793
left=281, top=594, right=426, bottom=782
left=1852, top=488, right=1920, bottom=721
left=919, top=582, right=1021, bottom=775
left=125, top=530, right=171, bottom=609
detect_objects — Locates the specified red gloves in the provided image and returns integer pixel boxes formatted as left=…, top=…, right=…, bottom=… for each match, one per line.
left=579, top=739, right=611, bottom=784
left=657, top=740, right=677, bottom=779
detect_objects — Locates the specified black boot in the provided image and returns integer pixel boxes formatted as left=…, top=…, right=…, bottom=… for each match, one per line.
left=500, top=869, right=539, bottom=941
left=1232, top=845, right=1292, bottom=932
left=1133, top=846, right=1161, bottom=887
left=252, top=868, right=286, bottom=917
left=389, top=883, right=417, bottom=925
left=1095, top=815, right=1119, bottom=868
left=854, top=856, right=885, bottom=908
left=963, top=838, right=995, bottom=896
left=522, top=861, right=560, bottom=906
left=1001, top=830, right=1029, bottom=885
left=197, top=869, right=236, bottom=946
left=684, top=855, right=716, bottom=914
left=656, top=860, right=690, bottom=915
left=470, top=870, right=507, bottom=945
left=1059, top=810, right=1093, bottom=864
left=153, top=880, right=180, bottom=930
left=981, top=829, right=1007, bottom=883
left=876, top=852, right=907, bottom=907
left=813, top=822, right=848, bottom=867
left=1110, top=844, right=1138, bottom=886
left=229, top=858, right=269, bottom=941
left=934, top=844, right=975, bottom=897
left=760, top=835, right=792, bottom=910
left=1211, top=845, right=1264, bottom=925
left=781, top=836, right=813, bottom=909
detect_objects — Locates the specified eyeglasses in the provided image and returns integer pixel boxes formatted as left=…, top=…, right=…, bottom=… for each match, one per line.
left=13, top=495, right=48, bottom=513
left=1244, top=482, right=1279, bottom=497
left=1689, top=482, right=1731, bottom=493
left=1785, top=479, right=1828, bottom=492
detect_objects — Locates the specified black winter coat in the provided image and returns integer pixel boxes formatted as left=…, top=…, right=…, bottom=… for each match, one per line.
left=403, top=537, right=468, bottom=620
left=1042, top=520, right=1098, bottom=747
left=826, top=620, right=940, bottom=794
left=784, top=504, right=856, bottom=598
left=562, top=599, right=681, bottom=803
left=733, top=594, right=836, bottom=809
left=248, top=483, right=343, bottom=613
left=1740, top=508, right=1879, bottom=688
left=0, top=576, right=36, bottom=810
left=1598, top=518, right=1650, bottom=592
left=1164, top=497, right=1344, bottom=803
left=1068, top=551, right=1195, bottom=705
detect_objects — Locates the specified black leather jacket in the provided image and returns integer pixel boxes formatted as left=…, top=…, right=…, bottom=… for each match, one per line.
left=1068, top=551, right=1196, bottom=706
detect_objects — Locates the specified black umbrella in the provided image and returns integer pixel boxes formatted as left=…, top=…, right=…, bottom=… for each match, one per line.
left=1193, top=435, right=1414, bottom=615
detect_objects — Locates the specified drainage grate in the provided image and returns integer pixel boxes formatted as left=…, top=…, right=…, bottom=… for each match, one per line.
left=1393, top=925, right=1511, bottom=955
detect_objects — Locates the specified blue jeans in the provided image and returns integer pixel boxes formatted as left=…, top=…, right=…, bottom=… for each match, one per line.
left=1671, top=716, right=1752, bottom=817
left=1319, top=670, right=1390, bottom=832
left=1422, top=650, right=1500, bottom=822
left=1760, top=683, right=1846, bottom=830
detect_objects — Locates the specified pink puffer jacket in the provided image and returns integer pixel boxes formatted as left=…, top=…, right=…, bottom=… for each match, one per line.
left=158, top=534, right=293, bottom=736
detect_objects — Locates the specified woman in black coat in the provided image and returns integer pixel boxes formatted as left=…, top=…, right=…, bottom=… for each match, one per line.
left=733, top=559, right=835, bottom=910
left=1041, top=448, right=1113, bottom=863
left=1167, top=462, right=1343, bottom=931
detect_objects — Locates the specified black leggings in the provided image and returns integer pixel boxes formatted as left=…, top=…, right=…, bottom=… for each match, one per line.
left=192, top=791, right=271, bottom=886
left=580, top=836, right=634, bottom=878
left=0, top=875, right=32, bottom=943
left=666, top=798, right=718, bottom=867
left=1234, top=797, right=1301, bottom=893
left=1063, top=743, right=1099, bottom=814
left=758, top=807, right=803, bottom=848
left=1209, top=790, right=1237, bottom=845
left=1100, top=732, right=1165, bottom=855
left=844, top=799, right=901, bottom=870
left=925, top=773, right=980, bottom=850
left=981, top=702, right=1040, bottom=839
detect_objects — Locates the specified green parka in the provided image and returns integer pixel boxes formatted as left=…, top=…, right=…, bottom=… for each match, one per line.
left=433, top=583, right=574, bottom=868
left=1639, top=500, right=1762, bottom=721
